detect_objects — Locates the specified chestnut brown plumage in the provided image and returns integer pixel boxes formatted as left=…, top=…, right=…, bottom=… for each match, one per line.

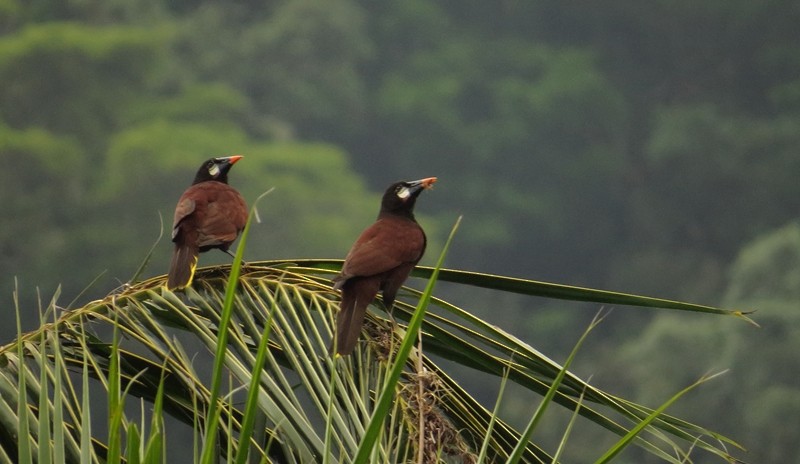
left=167, top=156, right=248, bottom=290
left=333, top=177, right=437, bottom=356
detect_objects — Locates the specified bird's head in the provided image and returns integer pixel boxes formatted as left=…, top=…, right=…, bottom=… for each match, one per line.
left=193, top=155, right=243, bottom=185
left=380, top=177, right=437, bottom=216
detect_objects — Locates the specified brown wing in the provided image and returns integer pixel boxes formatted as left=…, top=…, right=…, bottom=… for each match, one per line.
left=333, top=217, right=426, bottom=354
left=335, top=275, right=381, bottom=356
left=339, top=218, right=425, bottom=281
left=196, top=187, right=248, bottom=248
left=172, top=182, right=248, bottom=248
left=172, top=197, right=197, bottom=241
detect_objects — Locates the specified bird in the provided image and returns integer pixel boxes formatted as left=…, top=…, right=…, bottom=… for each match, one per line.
left=333, top=177, right=437, bottom=356
left=167, top=156, right=248, bottom=290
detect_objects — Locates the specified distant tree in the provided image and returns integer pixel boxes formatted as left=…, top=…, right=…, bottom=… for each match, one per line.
left=611, top=222, right=800, bottom=463
left=0, top=17, right=376, bottom=342
left=171, top=0, right=372, bottom=140
left=368, top=37, right=629, bottom=282
left=614, top=104, right=800, bottom=300
left=0, top=22, right=165, bottom=326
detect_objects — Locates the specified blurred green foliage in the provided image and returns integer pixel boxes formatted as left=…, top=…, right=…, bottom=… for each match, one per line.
left=614, top=223, right=800, bottom=463
left=1, top=1, right=799, bottom=461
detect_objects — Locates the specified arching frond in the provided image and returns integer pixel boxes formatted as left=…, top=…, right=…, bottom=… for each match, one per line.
left=0, top=261, right=747, bottom=463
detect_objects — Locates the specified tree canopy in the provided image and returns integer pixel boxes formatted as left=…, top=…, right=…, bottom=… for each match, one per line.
left=1, top=1, right=799, bottom=462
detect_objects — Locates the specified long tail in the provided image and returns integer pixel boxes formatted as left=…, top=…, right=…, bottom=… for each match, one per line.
left=167, top=242, right=199, bottom=290
left=335, top=278, right=380, bottom=356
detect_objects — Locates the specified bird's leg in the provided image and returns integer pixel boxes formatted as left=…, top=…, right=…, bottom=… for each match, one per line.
left=379, top=300, right=399, bottom=357
left=223, top=249, right=248, bottom=265
left=382, top=300, right=398, bottom=327
left=223, top=249, right=249, bottom=275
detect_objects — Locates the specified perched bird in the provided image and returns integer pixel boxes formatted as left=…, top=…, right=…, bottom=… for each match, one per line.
left=333, top=177, right=437, bottom=356
left=167, top=156, right=248, bottom=290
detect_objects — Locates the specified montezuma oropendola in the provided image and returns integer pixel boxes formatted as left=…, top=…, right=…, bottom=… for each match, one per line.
left=166, top=156, right=248, bottom=290
left=333, top=177, right=437, bottom=356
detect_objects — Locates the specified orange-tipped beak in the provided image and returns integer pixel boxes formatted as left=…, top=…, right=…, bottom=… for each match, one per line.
left=419, top=177, right=437, bottom=189
left=227, top=155, right=243, bottom=165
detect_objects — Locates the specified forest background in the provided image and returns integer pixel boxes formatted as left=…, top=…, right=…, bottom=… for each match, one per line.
left=1, top=1, right=799, bottom=462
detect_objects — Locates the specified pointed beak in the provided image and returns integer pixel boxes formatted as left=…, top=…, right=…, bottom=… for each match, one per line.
left=224, top=155, right=243, bottom=165
left=209, top=155, right=243, bottom=178
left=213, top=155, right=243, bottom=172
left=408, top=177, right=437, bottom=191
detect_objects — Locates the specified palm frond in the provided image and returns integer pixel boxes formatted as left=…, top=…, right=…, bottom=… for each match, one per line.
left=0, top=259, right=749, bottom=463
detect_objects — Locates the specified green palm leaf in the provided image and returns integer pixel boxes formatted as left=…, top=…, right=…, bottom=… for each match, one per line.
left=0, top=257, right=749, bottom=463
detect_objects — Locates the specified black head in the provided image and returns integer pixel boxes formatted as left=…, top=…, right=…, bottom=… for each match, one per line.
left=192, top=156, right=243, bottom=185
left=379, top=177, right=437, bottom=218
